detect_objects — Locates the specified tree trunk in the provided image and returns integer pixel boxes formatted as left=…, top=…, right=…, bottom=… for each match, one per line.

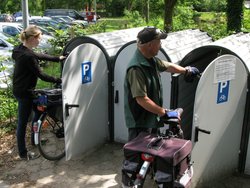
left=227, top=0, right=244, bottom=32
left=145, top=0, right=149, bottom=23
left=164, top=0, right=177, bottom=32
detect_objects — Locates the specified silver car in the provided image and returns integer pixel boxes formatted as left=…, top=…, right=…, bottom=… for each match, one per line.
left=0, top=34, right=13, bottom=89
left=0, top=22, right=54, bottom=49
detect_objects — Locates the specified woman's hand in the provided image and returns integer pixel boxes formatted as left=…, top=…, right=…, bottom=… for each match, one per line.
left=59, top=55, right=67, bottom=61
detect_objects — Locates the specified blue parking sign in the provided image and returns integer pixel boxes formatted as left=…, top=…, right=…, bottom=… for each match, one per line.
left=81, top=62, right=92, bottom=84
left=217, top=81, right=230, bottom=104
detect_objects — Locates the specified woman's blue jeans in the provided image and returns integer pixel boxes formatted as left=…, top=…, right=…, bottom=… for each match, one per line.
left=15, top=96, right=40, bottom=157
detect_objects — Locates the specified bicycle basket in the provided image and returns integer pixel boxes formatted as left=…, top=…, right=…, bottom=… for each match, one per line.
left=33, top=94, right=48, bottom=112
left=45, top=89, right=63, bottom=121
left=45, top=89, right=62, bottom=105
left=33, top=89, right=62, bottom=112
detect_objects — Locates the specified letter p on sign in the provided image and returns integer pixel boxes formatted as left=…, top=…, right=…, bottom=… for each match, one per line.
left=81, top=62, right=92, bottom=84
left=217, top=81, right=230, bottom=104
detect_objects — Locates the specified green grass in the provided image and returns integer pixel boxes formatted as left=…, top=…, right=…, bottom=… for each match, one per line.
left=37, top=62, right=61, bottom=89
left=99, top=18, right=129, bottom=32
left=199, top=12, right=214, bottom=21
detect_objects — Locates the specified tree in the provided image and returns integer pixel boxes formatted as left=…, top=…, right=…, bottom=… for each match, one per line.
left=227, top=0, right=244, bottom=32
left=0, top=0, right=21, bottom=14
left=164, top=0, right=177, bottom=32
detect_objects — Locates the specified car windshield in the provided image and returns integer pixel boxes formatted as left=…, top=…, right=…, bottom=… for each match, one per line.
left=0, top=31, right=12, bottom=40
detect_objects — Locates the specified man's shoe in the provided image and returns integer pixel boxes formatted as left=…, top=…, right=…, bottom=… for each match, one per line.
left=20, top=151, right=40, bottom=160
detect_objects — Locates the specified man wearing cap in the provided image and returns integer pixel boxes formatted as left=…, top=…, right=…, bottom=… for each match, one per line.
left=124, top=26, right=200, bottom=141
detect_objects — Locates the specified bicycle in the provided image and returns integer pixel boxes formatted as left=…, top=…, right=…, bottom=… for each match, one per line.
left=32, top=87, right=65, bottom=161
left=122, top=108, right=194, bottom=188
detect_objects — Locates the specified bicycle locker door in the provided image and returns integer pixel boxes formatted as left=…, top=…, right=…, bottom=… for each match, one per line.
left=113, top=41, right=171, bottom=143
left=62, top=40, right=109, bottom=160
left=191, top=54, right=248, bottom=186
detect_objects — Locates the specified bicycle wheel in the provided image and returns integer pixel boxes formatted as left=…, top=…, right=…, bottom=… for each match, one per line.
left=38, top=113, right=65, bottom=160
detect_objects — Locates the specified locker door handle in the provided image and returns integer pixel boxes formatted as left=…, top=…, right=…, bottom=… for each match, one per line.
left=115, top=90, right=119, bottom=103
left=65, top=103, right=79, bottom=117
left=195, top=126, right=211, bottom=142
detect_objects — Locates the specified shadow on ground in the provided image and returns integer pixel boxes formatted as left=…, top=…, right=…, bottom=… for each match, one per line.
left=0, top=140, right=250, bottom=188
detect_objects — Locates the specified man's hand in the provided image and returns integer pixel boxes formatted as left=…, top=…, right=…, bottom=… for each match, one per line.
left=160, top=109, right=180, bottom=123
left=165, top=110, right=179, bottom=118
left=184, top=66, right=200, bottom=82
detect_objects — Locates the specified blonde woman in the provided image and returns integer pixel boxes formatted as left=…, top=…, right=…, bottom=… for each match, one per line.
left=12, top=25, right=66, bottom=160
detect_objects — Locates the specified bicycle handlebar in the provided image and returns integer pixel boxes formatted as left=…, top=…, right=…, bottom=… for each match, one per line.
left=161, top=108, right=183, bottom=125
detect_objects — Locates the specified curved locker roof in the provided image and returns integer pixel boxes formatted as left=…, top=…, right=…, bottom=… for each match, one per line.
left=63, top=28, right=213, bottom=62
left=161, top=29, right=213, bottom=63
left=89, top=28, right=213, bottom=59
left=212, top=32, right=250, bottom=69
left=88, top=27, right=144, bottom=56
left=181, top=32, right=250, bottom=71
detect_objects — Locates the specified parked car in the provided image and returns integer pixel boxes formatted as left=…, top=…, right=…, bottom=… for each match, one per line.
left=15, top=15, right=52, bottom=22
left=0, top=22, right=22, bottom=36
left=13, top=11, right=24, bottom=19
left=0, top=36, right=13, bottom=51
left=0, top=34, right=14, bottom=89
left=44, top=9, right=85, bottom=20
left=0, top=22, right=54, bottom=49
left=51, top=15, right=88, bottom=28
left=0, top=31, right=14, bottom=47
left=50, top=16, right=70, bottom=24
left=0, top=32, right=13, bottom=59
left=30, top=19, right=70, bottom=31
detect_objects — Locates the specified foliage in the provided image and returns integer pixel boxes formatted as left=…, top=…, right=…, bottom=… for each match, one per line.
left=49, top=22, right=110, bottom=55
left=243, top=9, right=250, bottom=31
left=191, top=0, right=227, bottom=12
left=0, top=121, right=16, bottom=136
left=148, top=17, right=165, bottom=30
left=85, top=20, right=109, bottom=34
left=0, top=84, right=17, bottom=128
left=0, top=56, right=17, bottom=129
left=172, top=5, right=196, bottom=31
left=99, top=18, right=129, bottom=31
left=195, top=12, right=228, bottom=40
left=110, top=0, right=127, bottom=17
left=6, top=35, right=20, bottom=46
left=123, top=10, right=145, bottom=28
left=49, top=29, right=72, bottom=55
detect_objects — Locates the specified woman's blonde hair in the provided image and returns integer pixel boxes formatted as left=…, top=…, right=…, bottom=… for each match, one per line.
left=20, top=25, right=42, bottom=42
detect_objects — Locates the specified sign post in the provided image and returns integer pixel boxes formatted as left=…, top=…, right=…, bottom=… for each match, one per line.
left=22, top=0, right=29, bottom=28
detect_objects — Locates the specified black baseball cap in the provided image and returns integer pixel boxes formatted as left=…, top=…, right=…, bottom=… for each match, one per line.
left=137, top=26, right=167, bottom=44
